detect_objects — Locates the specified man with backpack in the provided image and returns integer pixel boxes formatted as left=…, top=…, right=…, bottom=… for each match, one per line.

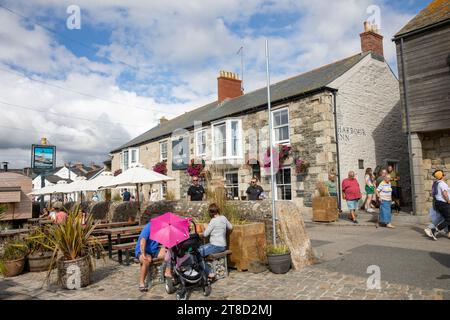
left=424, top=170, right=450, bottom=240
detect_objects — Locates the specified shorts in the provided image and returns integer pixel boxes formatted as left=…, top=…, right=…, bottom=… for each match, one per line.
left=137, top=247, right=161, bottom=261
left=329, top=192, right=337, bottom=197
left=346, top=200, right=359, bottom=210
left=365, top=185, right=375, bottom=195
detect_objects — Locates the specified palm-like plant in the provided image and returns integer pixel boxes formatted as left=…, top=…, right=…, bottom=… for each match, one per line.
left=34, top=205, right=103, bottom=282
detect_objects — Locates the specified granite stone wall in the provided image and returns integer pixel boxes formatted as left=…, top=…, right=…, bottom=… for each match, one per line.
left=422, top=130, right=450, bottom=212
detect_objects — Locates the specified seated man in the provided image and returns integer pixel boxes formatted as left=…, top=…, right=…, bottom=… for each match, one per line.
left=54, top=207, right=68, bottom=224
left=135, top=221, right=166, bottom=292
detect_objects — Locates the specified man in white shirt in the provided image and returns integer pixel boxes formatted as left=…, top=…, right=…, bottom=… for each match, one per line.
left=425, top=170, right=450, bottom=240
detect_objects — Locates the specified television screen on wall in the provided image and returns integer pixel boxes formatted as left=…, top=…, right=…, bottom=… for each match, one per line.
left=31, top=144, right=56, bottom=172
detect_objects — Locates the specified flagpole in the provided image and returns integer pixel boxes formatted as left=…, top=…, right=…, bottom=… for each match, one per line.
left=265, top=39, right=277, bottom=246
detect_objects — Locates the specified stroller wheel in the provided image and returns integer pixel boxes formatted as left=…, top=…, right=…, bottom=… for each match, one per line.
left=176, top=290, right=188, bottom=300
left=165, top=278, right=177, bottom=294
left=203, top=284, right=212, bottom=297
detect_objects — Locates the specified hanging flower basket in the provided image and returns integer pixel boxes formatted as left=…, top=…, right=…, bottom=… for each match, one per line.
left=153, top=161, right=168, bottom=175
left=293, top=158, right=310, bottom=174
left=263, top=145, right=292, bottom=172
left=186, top=159, right=206, bottom=177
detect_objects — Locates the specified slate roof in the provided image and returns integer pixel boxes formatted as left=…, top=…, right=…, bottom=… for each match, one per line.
left=85, top=167, right=104, bottom=180
left=45, top=175, right=72, bottom=184
left=112, top=51, right=372, bottom=153
left=395, top=0, right=450, bottom=38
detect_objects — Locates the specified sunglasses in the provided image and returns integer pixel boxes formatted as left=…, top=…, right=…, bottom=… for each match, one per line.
left=193, top=179, right=199, bottom=182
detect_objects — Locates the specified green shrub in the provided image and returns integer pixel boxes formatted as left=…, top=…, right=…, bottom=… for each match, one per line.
left=267, top=244, right=290, bottom=255
left=0, top=238, right=28, bottom=275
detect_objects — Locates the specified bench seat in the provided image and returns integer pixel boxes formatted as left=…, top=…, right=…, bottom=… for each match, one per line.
left=205, top=250, right=232, bottom=279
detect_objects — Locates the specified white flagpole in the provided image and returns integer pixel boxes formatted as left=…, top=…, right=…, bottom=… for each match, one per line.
left=265, top=39, right=277, bottom=246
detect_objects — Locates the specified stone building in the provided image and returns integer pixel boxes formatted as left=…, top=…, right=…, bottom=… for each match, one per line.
left=394, top=0, right=450, bottom=216
left=111, top=22, right=409, bottom=211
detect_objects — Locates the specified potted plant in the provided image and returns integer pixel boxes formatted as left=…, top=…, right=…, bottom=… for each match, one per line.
left=266, top=244, right=291, bottom=274
left=26, top=229, right=54, bottom=272
left=186, top=159, right=206, bottom=177
left=0, top=238, right=28, bottom=277
left=35, top=205, right=103, bottom=289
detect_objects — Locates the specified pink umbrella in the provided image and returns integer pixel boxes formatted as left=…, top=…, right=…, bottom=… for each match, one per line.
left=149, top=212, right=191, bottom=248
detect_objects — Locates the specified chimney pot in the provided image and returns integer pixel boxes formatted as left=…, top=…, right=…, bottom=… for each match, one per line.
left=360, top=21, right=384, bottom=57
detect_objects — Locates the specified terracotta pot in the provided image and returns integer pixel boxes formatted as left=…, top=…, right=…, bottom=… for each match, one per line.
left=57, top=255, right=91, bottom=289
left=2, top=256, right=26, bottom=277
left=128, top=216, right=136, bottom=223
left=28, top=251, right=53, bottom=272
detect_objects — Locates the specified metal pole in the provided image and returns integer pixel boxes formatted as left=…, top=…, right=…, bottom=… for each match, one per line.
left=332, top=91, right=342, bottom=211
left=266, top=39, right=277, bottom=246
left=400, top=38, right=416, bottom=215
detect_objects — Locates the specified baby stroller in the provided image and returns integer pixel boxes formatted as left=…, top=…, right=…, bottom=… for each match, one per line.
left=164, top=222, right=211, bottom=300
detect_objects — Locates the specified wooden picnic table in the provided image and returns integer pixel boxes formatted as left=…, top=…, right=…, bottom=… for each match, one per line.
left=94, top=221, right=138, bottom=230
left=99, top=225, right=144, bottom=259
left=0, top=228, right=31, bottom=238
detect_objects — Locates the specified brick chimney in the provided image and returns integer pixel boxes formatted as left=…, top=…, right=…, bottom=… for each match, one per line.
left=217, top=70, right=243, bottom=103
left=360, top=21, right=384, bottom=57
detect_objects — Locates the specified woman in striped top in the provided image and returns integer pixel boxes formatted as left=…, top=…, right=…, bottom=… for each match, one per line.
left=376, top=174, right=395, bottom=229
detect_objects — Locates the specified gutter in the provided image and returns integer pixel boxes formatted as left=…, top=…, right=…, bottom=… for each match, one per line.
left=399, top=38, right=417, bottom=215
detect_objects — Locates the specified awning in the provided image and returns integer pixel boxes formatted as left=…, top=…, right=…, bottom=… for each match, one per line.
left=0, top=187, right=21, bottom=203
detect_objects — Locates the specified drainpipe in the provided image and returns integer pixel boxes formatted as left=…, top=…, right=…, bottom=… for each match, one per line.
left=331, top=90, right=342, bottom=211
left=400, top=38, right=416, bottom=215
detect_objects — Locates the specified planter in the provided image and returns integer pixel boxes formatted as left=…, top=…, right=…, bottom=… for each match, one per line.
left=57, top=255, right=91, bottom=289
left=312, top=196, right=338, bottom=222
left=2, top=256, right=26, bottom=277
left=28, top=252, right=53, bottom=272
left=228, top=222, right=266, bottom=271
left=267, top=252, right=291, bottom=274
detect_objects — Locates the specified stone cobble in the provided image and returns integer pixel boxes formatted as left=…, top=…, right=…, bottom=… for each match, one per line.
left=0, top=259, right=445, bottom=300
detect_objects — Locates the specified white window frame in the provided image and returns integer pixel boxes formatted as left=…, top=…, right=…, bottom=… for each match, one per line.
left=160, top=141, right=168, bottom=162
left=211, top=118, right=243, bottom=161
left=224, top=171, right=239, bottom=200
left=275, top=166, right=292, bottom=201
left=271, top=108, right=290, bottom=145
left=195, top=129, right=207, bottom=157
left=121, top=148, right=139, bottom=171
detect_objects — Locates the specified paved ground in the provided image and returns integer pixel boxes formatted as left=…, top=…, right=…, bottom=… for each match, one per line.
left=1, top=220, right=449, bottom=300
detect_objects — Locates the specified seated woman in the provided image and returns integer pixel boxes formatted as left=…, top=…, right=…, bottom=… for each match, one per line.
left=39, top=207, right=49, bottom=219
left=199, top=203, right=233, bottom=278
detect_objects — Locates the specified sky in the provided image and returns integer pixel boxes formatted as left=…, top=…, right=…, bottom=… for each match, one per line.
left=0, top=0, right=431, bottom=169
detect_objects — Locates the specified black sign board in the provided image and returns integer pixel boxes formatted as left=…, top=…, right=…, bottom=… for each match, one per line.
left=31, top=144, right=56, bottom=173
left=172, top=136, right=189, bottom=170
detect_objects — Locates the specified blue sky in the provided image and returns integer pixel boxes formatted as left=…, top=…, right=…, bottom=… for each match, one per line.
left=0, top=0, right=432, bottom=168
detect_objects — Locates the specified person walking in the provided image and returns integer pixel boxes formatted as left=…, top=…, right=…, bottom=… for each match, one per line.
left=342, top=171, right=361, bottom=224
left=424, top=170, right=450, bottom=240
left=363, top=168, right=376, bottom=213
left=122, top=188, right=131, bottom=202
left=187, top=176, right=205, bottom=201
left=246, top=177, right=264, bottom=200
left=387, top=165, right=401, bottom=213
left=376, top=174, right=395, bottom=228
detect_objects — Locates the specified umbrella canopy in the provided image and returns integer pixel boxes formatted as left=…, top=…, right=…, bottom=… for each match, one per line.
left=149, top=212, right=191, bottom=248
left=53, top=178, right=88, bottom=193
left=29, top=184, right=58, bottom=195
left=83, top=171, right=114, bottom=191
left=101, top=164, right=175, bottom=188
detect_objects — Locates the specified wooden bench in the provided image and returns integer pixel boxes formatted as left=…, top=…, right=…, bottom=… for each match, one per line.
left=112, top=242, right=137, bottom=265
left=205, top=250, right=232, bottom=279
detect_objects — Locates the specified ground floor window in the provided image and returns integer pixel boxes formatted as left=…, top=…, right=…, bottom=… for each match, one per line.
left=276, top=167, right=292, bottom=200
left=160, top=182, right=167, bottom=199
left=225, top=171, right=239, bottom=200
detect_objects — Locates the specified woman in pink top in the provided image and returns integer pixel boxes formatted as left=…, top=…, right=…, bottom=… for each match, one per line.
left=54, top=208, right=68, bottom=224
left=342, top=171, right=362, bottom=224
